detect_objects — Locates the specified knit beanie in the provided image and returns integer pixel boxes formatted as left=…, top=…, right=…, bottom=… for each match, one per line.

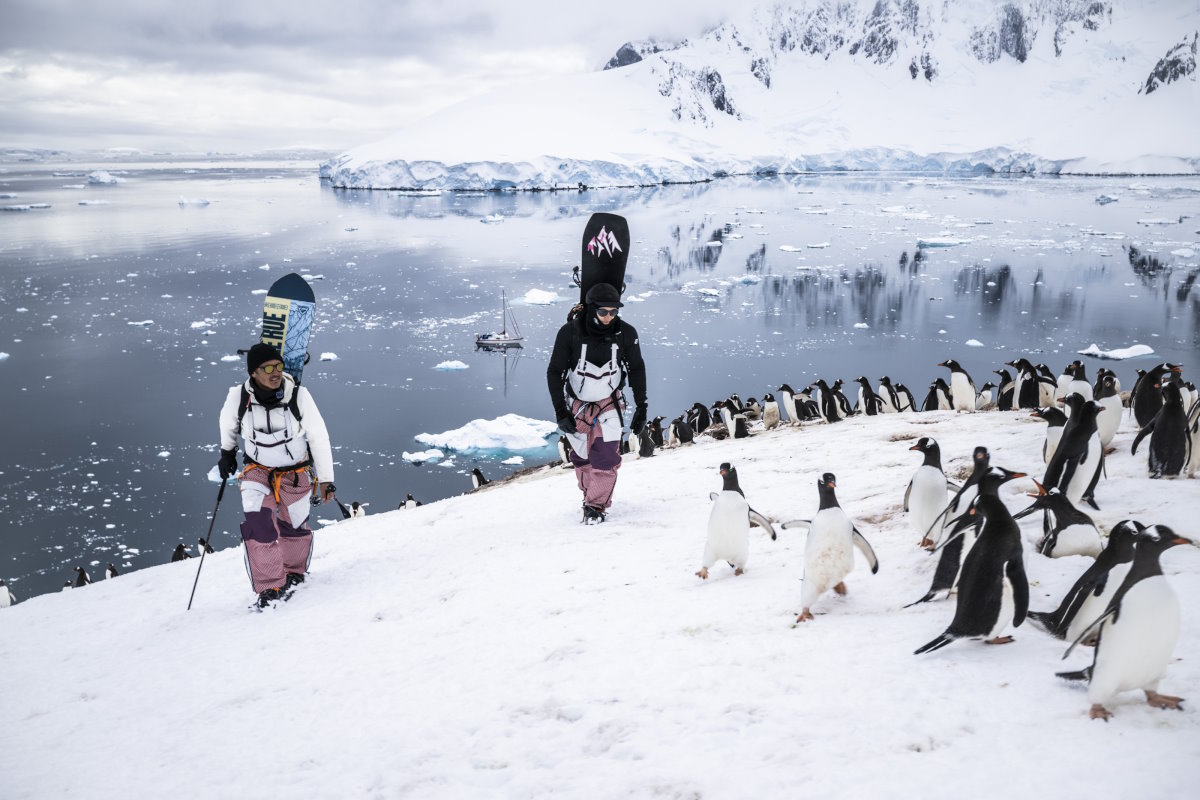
left=246, top=342, right=284, bottom=375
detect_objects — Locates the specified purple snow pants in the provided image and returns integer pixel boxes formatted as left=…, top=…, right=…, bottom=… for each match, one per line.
left=239, top=465, right=314, bottom=594
left=568, top=397, right=623, bottom=509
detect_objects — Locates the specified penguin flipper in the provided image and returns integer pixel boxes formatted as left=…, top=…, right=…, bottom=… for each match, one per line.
left=748, top=508, right=777, bottom=541
left=1006, top=558, right=1030, bottom=627
left=851, top=527, right=879, bottom=573
left=945, top=480, right=961, bottom=493
left=1027, top=610, right=1065, bottom=638
left=914, top=631, right=957, bottom=655
left=1063, top=607, right=1117, bottom=659
left=709, top=492, right=720, bottom=502
left=1130, top=418, right=1154, bottom=455
left=1055, top=666, right=1092, bottom=683
left=903, top=478, right=913, bottom=512
left=780, top=519, right=811, bottom=531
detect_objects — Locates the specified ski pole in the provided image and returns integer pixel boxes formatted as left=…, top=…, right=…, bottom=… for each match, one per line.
left=187, top=477, right=227, bottom=611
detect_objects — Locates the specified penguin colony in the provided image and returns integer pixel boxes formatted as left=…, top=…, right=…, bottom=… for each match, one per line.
left=635, top=356, right=1197, bottom=722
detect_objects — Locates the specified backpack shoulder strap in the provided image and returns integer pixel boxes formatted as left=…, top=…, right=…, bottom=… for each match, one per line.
left=288, top=387, right=303, bottom=422
left=235, top=386, right=251, bottom=437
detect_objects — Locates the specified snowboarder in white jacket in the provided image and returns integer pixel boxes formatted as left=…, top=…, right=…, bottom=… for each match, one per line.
left=218, top=343, right=335, bottom=607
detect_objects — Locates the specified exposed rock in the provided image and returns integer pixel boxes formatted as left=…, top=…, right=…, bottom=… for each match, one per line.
left=849, top=0, right=921, bottom=64
left=1141, top=32, right=1198, bottom=94
left=751, top=56, right=771, bottom=87
left=604, top=40, right=670, bottom=71
left=656, top=61, right=739, bottom=125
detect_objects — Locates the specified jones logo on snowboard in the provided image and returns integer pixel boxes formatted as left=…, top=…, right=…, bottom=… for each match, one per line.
left=587, top=226, right=623, bottom=259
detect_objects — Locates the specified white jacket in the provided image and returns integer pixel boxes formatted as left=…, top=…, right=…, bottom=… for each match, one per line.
left=219, top=374, right=335, bottom=483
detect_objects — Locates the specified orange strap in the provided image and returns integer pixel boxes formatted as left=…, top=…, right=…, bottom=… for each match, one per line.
left=239, top=463, right=313, bottom=504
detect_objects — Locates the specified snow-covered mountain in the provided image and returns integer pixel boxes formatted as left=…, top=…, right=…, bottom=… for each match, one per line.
left=322, top=0, right=1199, bottom=189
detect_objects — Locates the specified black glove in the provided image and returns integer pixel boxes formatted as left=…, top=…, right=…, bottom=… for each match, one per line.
left=218, top=448, right=238, bottom=480
left=630, top=406, right=648, bottom=436
left=557, top=413, right=577, bottom=435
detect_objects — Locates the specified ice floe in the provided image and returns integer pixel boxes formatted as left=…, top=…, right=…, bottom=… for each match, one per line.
left=320, top=352, right=339, bottom=362
left=402, top=449, right=444, bottom=464
left=433, top=360, right=468, bottom=371
left=415, top=413, right=557, bottom=453
left=1077, top=343, right=1155, bottom=360
left=523, top=289, right=558, bottom=305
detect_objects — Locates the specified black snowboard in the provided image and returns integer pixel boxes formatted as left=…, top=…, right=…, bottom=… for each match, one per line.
left=574, top=212, right=629, bottom=304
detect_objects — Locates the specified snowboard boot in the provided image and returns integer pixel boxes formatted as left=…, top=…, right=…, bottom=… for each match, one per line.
left=582, top=504, right=607, bottom=524
left=283, top=572, right=306, bottom=590
left=257, top=587, right=284, bottom=608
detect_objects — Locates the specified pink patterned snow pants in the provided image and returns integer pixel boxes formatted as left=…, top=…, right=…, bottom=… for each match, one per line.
left=568, top=397, right=623, bottom=509
left=239, top=465, right=314, bottom=594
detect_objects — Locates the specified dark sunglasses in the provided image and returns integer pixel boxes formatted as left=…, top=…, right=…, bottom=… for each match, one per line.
left=258, top=363, right=285, bottom=374
left=596, top=308, right=618, bottom=318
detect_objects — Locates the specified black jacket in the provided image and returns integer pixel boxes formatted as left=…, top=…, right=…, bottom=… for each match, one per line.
left=546, top=314, right=647, bottom=417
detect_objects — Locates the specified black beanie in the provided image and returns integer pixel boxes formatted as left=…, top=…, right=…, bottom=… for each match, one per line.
left=585, top=282, right=623, bottom=308
left=246, top=342, right=284, bottom=375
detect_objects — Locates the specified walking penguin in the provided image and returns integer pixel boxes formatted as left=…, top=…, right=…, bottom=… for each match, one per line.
left=696, top=463, right=776, bottom=580
left=903, top=437, right=957, bottom=549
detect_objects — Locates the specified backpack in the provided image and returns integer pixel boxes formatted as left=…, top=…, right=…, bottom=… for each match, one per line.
left=234, top=384, right=303, bottom=437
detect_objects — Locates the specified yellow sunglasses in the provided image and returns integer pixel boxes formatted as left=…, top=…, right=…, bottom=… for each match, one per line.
left=258, top=363, right=285, bottom=374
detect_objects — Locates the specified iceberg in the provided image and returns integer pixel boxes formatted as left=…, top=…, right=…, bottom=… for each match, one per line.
left=402, top=449, right=444, bottom=464
left=1077, top=343, right=1155, bottom=360
left=433, top=360, right=468, bottom=371
left=415, top=414, right=558, bottom=453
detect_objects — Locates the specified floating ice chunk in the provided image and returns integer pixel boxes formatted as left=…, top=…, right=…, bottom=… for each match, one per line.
left=1136, top=218, right=1176, bottom=226
left=320, top=352, right=339, bottom=362
left=0, top=352, right=9, bottom=361
left=807, top=242, right=830, bottom=249
left=190, top=320, right=215, bottom=330
left=416, top=413, right=557, bottom=452
left=1077, top=343, right=1155, bottom=360
left=434, top=360, right=469, bottom=371
left=127, top=320, right=153, bottom=327
left=480, top=213, right=504, bottom=224
left=220, top=355, right=240, bottom=362
left=1095, top=194, right=1119, bottom=205
left=705, top=240, right=722, bottom=247
left=1171, top=248, right=1195, bottom=258
left=917, top=237, right=964, bottom=248
left=697, top=288, right=721, bottom=296
left=258, top=264, right=270, bottom=271
left=251, top=289, right=267, bottom=295
left=502, top=456, right=524, bottom=465
left=779, top=245, right=802, bottom=252
left=523, top=289, right=558, bottom=305
left=88, top=171, right=123, bottom=184
left=157, top=451, right=170, bottom=458
left=206, top=465, right=223, bottom=483
left=738, top=275, right=760, bottom=285
left=403, top=449, right=444, bottom=463
left=965, top=339, right=985, bottom=347
left=854, top=322, right=869, bottom=329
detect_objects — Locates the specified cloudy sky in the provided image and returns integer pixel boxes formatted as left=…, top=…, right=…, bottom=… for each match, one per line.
left=0, top=0, right=728, bottom=154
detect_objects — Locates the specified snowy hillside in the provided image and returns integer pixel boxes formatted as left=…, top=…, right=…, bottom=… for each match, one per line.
left=2, top=409, right=1198, bottom=797
left=322, top=0, right=1200, bottom=190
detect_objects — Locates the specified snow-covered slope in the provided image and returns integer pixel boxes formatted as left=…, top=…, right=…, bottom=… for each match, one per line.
left=323, top=0, right=1200, bottom=189
left=2, top=410, right=1198, bottom=797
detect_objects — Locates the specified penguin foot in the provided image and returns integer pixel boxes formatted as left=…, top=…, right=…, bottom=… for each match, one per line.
left=833, top=582, right=847, bottom=595
left=1103, top=446, right=1117, bottom=456
left=795, top=609, right=814, bottom=623
left=734, top=567, right=744, bottom=576
left=696, top=567, right=709, bottom=580
left=984, top=636, right=1014, bottom=645
left=919, top=538, right=935, bottom=550
left=1145, top=691, right=1184, bottom=710
left=1089, top=704, right=1112, bottom=721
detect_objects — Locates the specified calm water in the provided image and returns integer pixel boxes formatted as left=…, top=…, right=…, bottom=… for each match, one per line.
left=2, top=160, right=1197, bottom=600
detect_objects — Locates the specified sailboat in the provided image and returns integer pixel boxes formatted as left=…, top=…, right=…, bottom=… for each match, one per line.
left=475, top=290, right=524, bottom=348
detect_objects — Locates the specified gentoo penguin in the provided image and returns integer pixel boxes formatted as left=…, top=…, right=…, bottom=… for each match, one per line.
left=1183, top=381, right=1197, bottom=412
left=975, top=382, right=996, bottom=410
left=669, top=416, right=695, bottom=446
left=638, top=428, right=657, bottom=456
left=557, top=435, right=573, bottom=468
left=61, top=581, right=72, bottom=591
left=1043, top=395, right=1104, bottom=509
left=939, top=359, right=976, bottom=412
left=1059, top=525, right=1195, bottom=720
left=1028, top=520, right=1141, bottom=642
left=1012, top=483, right=1103, bottom=558
left=830, top=380, right=854, bottom=419
left=795, top=386, right=820, bottom=420
left=853, top=376, right=885, bottom=415
left=1064, top=362, right=1093, bottom=403
left=1054, top=362, right=1075, bottom=402
left=741, top=399, right=762, bottom=422
left=878, top=376, right=901, bottom=413
left=0, top=579, right=15, bottom=608
left=732, top=416, right=752, bottom=439
left=1005, top=358, right=1046, bottom=409
left=993, top=368, right=1015, bottom=411
left=931, top=378, right=953, bottom=410
left=1035, top=363, right=1057, bottom=406
left=814, top=379, right=843, bottom=423
left=904, top=437, right=956, bottom=549
left=471, top=468, right=490, bottom=490
left=776, top=384, right=800, bottom=425
left=1187, top=398, right=1200, bottom=478
left=762, top=393, right=781, bottom=430
left=649, top=416, right=667, bottom=448
left=1132, top=363, right=1182, bottom=428
left=914, top=466, right=1029, bottom=654
left=1094, top=372, right=1122, bottom=451
left=74, top=566, right=92, bottom=587
left=350, top=501, right=367, bottom=518
left=907, top=446, right=991, bottom=603
left=1031, top=406, right=1068, bottom=464
left=404, top=493, right=422, bottom=509
left=1131, top=381, right=1190, bottom=478
left=689, top=402, right=711, bottom=434
left=171, top=543, right=191, bottom=562
left=894, top=383, right=917, bottom=413
left=197, top=537, right=215, bottom=556
left=105, top=563, right=119, bottom=579
left=696, top=463, right=777, bottom=580
left=618, top=437, right=633, bottom=456
left=782, top=473, right=879, bottom=622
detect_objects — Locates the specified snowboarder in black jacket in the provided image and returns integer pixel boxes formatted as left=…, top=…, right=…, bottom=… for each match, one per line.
left=547, top=282, right=647, bottom=523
